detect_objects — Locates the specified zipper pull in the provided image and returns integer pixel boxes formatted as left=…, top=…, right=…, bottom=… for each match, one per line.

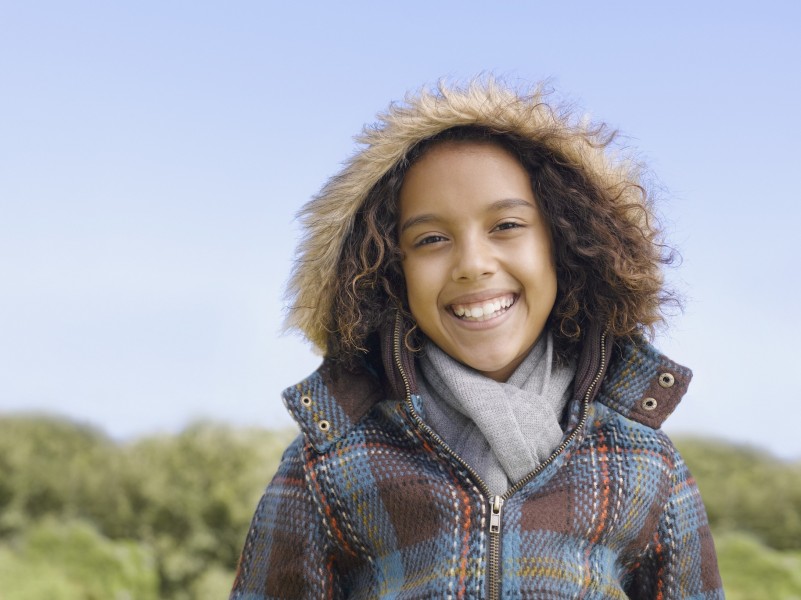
left=489, top=495, right=504, bottom=533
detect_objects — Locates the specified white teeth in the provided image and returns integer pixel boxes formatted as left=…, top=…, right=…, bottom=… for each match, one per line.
left=450, top=295, right=515, bottom=321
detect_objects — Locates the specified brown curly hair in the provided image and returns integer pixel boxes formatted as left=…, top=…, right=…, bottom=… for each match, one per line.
left=326, top=125, right=677, bottom=364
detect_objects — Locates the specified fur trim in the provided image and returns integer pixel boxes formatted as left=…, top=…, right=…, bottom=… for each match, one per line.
left=284, top=79, right=644, bottom=353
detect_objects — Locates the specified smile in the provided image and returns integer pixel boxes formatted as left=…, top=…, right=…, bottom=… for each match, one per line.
left=449, top=294, right=516, bottom=321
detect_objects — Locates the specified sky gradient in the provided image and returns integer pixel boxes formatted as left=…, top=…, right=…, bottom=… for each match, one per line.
left=1, top=1, right=799, bottom=457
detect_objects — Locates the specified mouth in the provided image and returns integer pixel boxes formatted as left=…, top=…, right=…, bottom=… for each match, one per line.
left=449, top=294, right=517, bottom=322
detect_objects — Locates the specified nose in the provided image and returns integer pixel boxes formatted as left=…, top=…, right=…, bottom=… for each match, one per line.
left=451, top=237, right=497, bottom=281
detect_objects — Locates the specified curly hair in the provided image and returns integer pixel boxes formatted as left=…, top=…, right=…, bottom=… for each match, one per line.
left=326, top=125, right=677, bottom=364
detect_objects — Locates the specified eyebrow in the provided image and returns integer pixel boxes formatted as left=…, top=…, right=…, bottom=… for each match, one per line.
left=399, top=198, right=535, bottom=234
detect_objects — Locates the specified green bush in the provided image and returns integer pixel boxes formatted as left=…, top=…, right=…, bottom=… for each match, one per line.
left=1, top=416, right=799, bottom=598
left=715, top=531, right=801, bottom=599
left=0, top=519, right=158, bottom=600
left=0, top=416, right=129, bottom=539
left=0, top=415, right=294, bottom=600
left=676, top=437, right=801, bottom=551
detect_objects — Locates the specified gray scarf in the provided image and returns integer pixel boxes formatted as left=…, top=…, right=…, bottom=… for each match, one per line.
left=418, top=332, right=576, bottom=494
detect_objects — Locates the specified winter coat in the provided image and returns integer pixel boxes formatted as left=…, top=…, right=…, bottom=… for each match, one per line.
left=230, top=81, right=723, bottom=599
left=230, top=321, right=722, bottom=599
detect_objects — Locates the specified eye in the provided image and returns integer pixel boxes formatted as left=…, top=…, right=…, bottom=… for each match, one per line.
left=414, top=234, right=448, bottom=247
left=493, top=221, right=523, bottom=232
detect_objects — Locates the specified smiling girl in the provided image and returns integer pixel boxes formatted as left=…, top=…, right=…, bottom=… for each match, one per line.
left=230, top=81, right=723, bottom=599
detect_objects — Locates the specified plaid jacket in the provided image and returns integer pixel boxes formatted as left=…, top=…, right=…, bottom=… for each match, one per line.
left=230, top=324, right=723, bottom=599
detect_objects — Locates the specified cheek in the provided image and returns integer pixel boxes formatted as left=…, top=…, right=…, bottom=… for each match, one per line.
left=542, top=270, right=559, bottom=314
left=539, top=265, right=558, bottom=303
left=401, top=259, right=437, bottom=317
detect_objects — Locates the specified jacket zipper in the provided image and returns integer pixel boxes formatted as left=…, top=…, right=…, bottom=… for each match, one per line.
left=392, top=313, right=607, bottom=600
left=488, top=494, right=504, bottom=598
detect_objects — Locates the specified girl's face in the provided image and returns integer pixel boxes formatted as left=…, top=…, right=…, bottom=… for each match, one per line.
left=398, top=142, right=557, bottom=382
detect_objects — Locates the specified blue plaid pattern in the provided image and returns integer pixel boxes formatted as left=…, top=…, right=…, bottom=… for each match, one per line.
left=231, top=339, right=723, bottom=599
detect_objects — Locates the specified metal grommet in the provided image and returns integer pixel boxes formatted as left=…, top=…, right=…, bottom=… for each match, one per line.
left=300, top=395, right=312, bottom=407
left=318, top=420, right=330, bottom=432
left=641, top=397, right=658, bottom=411
left=658, top=373, right=675, bottom=388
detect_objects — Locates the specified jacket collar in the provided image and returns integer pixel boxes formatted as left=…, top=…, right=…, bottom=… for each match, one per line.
left=595, top=336, right=693, bottom=430
left=284, top=321, right=691, bottom=453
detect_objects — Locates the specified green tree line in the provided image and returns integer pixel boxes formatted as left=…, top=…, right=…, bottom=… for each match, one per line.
left=0, top=415, right=799, bottom=599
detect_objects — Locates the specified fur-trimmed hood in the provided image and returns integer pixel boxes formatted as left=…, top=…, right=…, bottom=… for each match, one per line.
left=284, top=79, right=645, bottom=353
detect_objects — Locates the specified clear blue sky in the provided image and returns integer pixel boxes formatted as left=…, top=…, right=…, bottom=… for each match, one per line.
left=1, top=1, right=799, bottom=457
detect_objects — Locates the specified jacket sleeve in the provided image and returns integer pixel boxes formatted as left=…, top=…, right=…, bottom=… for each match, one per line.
left=230, top=435, right=343, bottom=600
left=627, top=449, right=724, bottom=599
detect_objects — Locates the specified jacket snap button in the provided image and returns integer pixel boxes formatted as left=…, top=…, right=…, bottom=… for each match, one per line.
left=318, top=420, right=331, bottom=432
left=641, top=397, right=658, bottom=411
left=658, top=373, right=675, bottom=388
left=301, top=395, right=312, bottom=407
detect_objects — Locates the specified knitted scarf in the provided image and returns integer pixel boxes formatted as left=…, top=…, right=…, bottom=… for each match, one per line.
left=418, top=332, right=576, bottom=494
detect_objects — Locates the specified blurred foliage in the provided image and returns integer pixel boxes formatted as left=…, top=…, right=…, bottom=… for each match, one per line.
left=0, top=519, right=158, bottom=600
left=0, top=416, right=294, bottom=600
left=0, top=416, right=799, bottom=598
left=675, top=437, right=801, bottom=551
left=712, top=531, right=801, bottom=600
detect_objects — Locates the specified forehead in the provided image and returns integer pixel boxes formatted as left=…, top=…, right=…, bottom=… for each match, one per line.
left=398, top=141, right=534, bottom=215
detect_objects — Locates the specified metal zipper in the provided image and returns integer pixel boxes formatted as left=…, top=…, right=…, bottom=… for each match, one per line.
left=391, top=313, right=608, bottom=600
left=487, top=494, right=504, bottom=599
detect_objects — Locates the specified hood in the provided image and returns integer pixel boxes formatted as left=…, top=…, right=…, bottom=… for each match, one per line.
left=284, top=79, right=645, bottom=353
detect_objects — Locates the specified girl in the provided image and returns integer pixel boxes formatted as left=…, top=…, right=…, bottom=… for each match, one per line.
left=230, top=81, right=723, bottom=599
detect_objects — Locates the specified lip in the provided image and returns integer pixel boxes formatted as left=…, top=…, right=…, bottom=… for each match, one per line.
left=445, top=289, right=518, bottom=307
left=444, top=291, right=519, bottom=330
